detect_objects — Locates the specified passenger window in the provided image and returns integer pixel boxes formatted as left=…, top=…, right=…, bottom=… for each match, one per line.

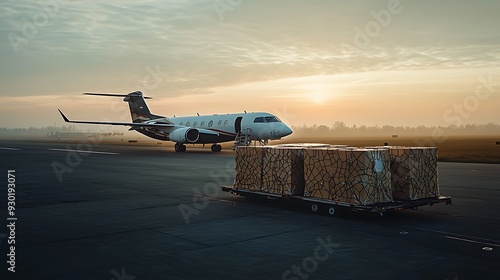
left=200, top=121, right=205, bottom=127
left=208, top=121, right=213, bottom=127
left=218, top=120, right=222, bottom=126
left=186, top=122, right=190, bottom=126
left=224, top=120, right=228, bottom=126
left=179, top=122, right=184, bottom=126
left=193, top=122, right=198, bottom=127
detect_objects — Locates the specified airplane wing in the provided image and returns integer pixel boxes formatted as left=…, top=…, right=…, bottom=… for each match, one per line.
left=58, top=110, right=175, bottom=128
left=58, top=109, right=219, bottom=136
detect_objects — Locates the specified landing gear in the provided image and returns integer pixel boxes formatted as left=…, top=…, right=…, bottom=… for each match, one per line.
left=211, top=144, right=222, bottom=152
left=175, top=143, right=186, bottom=152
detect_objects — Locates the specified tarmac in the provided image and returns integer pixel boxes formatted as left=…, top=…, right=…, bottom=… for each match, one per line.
left=0, top=140, right=499, bottom=280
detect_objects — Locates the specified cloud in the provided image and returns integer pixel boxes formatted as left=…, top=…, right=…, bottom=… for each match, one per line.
left=0, top=0, right=499, bottom=102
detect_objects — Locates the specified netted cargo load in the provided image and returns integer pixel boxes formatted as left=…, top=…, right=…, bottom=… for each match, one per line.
left=262, top=147, right=305, bottom=196
left=303, top=148, right=393, bottom=205
left=388, top=147, right=439, bottom=200
left=234, top=146, right=267, bottom=191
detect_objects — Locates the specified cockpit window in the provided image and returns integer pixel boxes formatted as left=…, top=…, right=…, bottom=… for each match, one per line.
left=265, top=116, right=281, bottom=123
left=254, top=116, right=282, bottom=123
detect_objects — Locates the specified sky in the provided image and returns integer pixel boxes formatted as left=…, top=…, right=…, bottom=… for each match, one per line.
left=0, top=0, right=499, bottom=128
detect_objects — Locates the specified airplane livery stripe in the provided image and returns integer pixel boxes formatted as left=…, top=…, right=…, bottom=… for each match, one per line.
left=208, top=129, right=237, bottom=137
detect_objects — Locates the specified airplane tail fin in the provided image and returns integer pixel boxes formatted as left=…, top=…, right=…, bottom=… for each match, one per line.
left=83, top=91, right=165, bottom=123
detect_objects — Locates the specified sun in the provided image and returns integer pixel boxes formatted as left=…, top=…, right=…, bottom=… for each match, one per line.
left=312, top=92, right=327, bottom=104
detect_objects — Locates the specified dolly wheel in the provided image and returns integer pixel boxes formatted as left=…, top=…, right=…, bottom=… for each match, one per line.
left=311, top=203, right=318, bottom=212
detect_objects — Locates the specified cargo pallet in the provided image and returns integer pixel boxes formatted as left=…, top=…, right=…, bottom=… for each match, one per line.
left=221, top=186, right=452, bottom=216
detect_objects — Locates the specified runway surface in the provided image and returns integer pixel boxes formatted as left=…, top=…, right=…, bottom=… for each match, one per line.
left=0, top=140, right=499, bottom=279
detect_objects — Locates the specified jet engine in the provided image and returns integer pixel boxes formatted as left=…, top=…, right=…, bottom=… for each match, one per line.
left=169, top=127, right=199, bottom=143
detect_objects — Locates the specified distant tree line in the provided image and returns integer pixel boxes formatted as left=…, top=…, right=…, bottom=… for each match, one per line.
left=291, top=122, right=500, bottom=137
left=1, top=122, right=499, bottom=138
left=0, top=126, right=123, bottom=138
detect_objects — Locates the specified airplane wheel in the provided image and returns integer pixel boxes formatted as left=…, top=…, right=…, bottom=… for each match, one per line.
left=211, top=144, right=222, bottom=152
left=175, top=143, right=186, bottom=153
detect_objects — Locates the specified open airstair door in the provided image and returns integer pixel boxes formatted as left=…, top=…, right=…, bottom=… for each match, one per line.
left=233, top=116, right=249, bottom=149
left=234, top=116, right=242, bottom=133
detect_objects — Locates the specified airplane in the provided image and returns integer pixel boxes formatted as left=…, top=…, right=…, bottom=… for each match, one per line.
left=58, top=91, right=293, bottom=152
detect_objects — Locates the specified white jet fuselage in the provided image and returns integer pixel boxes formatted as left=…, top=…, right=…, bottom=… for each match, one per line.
left=148, top=112, right=293, bottom=144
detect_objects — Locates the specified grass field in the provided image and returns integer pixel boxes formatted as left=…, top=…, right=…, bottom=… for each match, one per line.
left=13, top=135, right=500, bottom=164
left=272, top=136, right=500, bottom=164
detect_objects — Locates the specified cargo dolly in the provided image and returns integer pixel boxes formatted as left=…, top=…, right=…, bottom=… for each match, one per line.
left=221, top=186, right=452, bottom=216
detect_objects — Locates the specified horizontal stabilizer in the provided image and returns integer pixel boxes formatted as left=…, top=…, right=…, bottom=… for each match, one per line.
left=83, top=92, right=152, bottom=99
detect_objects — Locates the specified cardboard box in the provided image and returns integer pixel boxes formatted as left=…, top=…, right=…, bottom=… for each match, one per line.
left=339, top=148, right=392, bottom=205
left=262, top=147, right=305, bottom=196
left=235, top=145, right=438, bottom=203
left=234, top=146, right=267, bottom=191
left=304, top=148, right=393, bottom=205
left=388, top=147, right=439, bottom=200
left=303, top=148, right=336, bottom=200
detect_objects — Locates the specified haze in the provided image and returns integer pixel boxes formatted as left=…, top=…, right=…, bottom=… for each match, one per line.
left=1, top=0, right=499, bottom=129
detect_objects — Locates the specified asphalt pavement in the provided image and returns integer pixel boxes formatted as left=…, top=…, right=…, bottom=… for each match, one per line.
left=0, top=140, right=499, bottom=280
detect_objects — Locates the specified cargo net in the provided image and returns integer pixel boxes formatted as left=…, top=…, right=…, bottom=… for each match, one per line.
left=234, top=146, right=266, bottom=192
left=234, top=146, right=305, bottom=196
left=261, top=147, right=304, bottom=196
left=388, top=147, right=440, bottom=200
left=303, top=148, right=393, bottom=205
left=234, top=145, right=439, bottom=204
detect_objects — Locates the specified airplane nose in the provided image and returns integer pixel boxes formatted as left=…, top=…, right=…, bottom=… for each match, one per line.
left=282, top=124, right=293, bottom=137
